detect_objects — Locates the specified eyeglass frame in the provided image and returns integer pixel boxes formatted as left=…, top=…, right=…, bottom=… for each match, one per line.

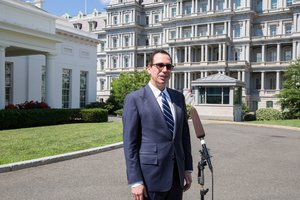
left=152, top=63, right=174, bottom=71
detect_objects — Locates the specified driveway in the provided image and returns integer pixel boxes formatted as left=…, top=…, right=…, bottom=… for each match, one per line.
left=0, top=121, right=299, bottom=200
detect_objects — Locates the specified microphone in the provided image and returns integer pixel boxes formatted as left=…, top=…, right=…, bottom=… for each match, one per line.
left=190, top=107, right=213, bottom=172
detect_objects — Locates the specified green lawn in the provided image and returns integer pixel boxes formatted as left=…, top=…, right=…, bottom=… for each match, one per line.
left=0, top=122, right=123, bottom=165
left=247, top=119, right=300, bottom=128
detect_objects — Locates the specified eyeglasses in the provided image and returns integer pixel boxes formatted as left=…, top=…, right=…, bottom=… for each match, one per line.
left=153, top=63, right=174, bottom=71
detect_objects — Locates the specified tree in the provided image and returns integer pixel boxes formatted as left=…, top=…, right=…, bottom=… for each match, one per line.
left=277, top=59, right=300, bottom=118
left=110, top=70, right=150, bottom=109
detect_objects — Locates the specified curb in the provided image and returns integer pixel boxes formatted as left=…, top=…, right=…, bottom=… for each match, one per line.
left=0, top=142, right=123, bottom=173
left=201, top=120, right=300, bottom=131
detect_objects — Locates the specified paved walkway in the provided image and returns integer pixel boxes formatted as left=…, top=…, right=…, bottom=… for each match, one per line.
left=0, top=121, right=299, bottom=200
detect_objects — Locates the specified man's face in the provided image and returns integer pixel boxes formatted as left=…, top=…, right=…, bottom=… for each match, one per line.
left=147, top=53, right=172, bottom=91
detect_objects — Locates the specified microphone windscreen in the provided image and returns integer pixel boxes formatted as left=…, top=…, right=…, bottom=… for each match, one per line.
left=190, top=106, right=205, bottom=138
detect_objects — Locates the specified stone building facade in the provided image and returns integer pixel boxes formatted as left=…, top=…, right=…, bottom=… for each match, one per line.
left=67, top=0, right=300, bottom=111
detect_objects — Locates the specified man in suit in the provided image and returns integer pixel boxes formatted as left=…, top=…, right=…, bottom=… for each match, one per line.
left=123, top=49, right=193, bottom=200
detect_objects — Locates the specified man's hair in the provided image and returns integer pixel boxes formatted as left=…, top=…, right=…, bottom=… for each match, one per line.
left=148, top=49, right=172, bottom=66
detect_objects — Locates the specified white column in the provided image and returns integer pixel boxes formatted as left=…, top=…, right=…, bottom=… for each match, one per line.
left=45, top=53, right=57, bottom=108
left=188, top=46, right=191, bottom=62
left=184, top=72, right=187, bottom=88
left=218, top=44, right=222, bottom=61
left=276, top=71, right=280, bottom=90
left=205, top=45, right=208, bottom=61
left=261, top=71, right=265, bottom=90
left=242, top=71, right=245, bottom=82
left=208, top=0, right=211, bottom=11
left=201, top=45, right=204, bottom=61
left=172, top=72, right=175, bottom=89
left=277, top=43, right=281, bottom=62
left=293, top=41, right=297, bottom=60
left=238, top=71, right=241, bottom=80
left=262, top=44, right=265, bottom=62
left=185, top=46, right=188, bottom=62
left=223, top=43, right=226, bottom=60
left=188, top=72, right=191, bottom=89
left=0, top=46, right=6, bottom=109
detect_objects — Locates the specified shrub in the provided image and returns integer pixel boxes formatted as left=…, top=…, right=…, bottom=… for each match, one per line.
left=186, top=104, right=193, bottom=119
left=243, top=113, right=256, bottom=121
left=5, top=101, right=50, bottom=110
left=115, top=109, right=123, bottom=117
left=80, top=108, right=108, bottom=122
left=242, top=102, right=249, bottom=113
left=255, top=108, right=283, bottom=121
left=0, top=109, right=81, bottom=130
left=85, top=101, right=115, bottom=114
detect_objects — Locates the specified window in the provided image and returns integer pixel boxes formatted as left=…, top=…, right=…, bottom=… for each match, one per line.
left=203, top=87, right=230, bottom=104
left=215, top=25, right=224, bottom=35
left=233, top=0, right=241, bottom=9
left=183, top=27, right=192, bottom=38
left=283, top=49, right=292, bottom=61
left=266, top=101, right=273, bottom=108
left=255, top=77, right=261, bottom=89
left=80, top=71, right=88, bottom=108
left=271, top=0, right=277, bottom=9
left=254, top=25, right=263, bottom=36
left=145, top=39, right=149, bottom=46
left=234, top=24, right=241, bottom=38
left=200, top=2, right=207, bottom=12
left=100, top=60, right=105, bottom=70
left=124, top=36, right=129, bottom=47
left=216, top=0, right=224, bottom=10
left=198, top=26, right=207, bottom=36
left=256, top=0, right=262, bottom=13
left=285, top=24, right=292, bottom=34
left=270, top=25, right=277, bottom=36
left=153, top=36, right=159, bottom=45
left=269, top=77, right=276, bottom=89
left=113, top=16, right=118, bottom=25
left=41, top=65, right=46, bottom=102
left=169, top=31, right=176, bottom=39
left=62, top=69, right=71, bottom=108
left=113, top=57, right=117, bottom=68
left=269, top=49, right=277, bottom=61
left=101, top=43, right=105, bottom=51
left=145, top=16, right=149, bottom=25
left=256, top=52, right=262, bottom=62
left=5, top=62, right=13, bottom=105
left=113, top=37, right=118, bottom=48
left=286, top=0, right=292, bottom=6
left=100, top=80, right=105, bottom=91
left=88, top=21, right=97, bottom=31
left=124, top=57, right=129, bottom=68
left=154, top=15, right=159, bottom=23
left=234, top=49, right=241, bottom=61
left=125, top=14, right=130, bottom=23
left=171, top=7, right=176, bottom=17
left=184, top=4, right=192, bottom=15
left=73, top=23, right=82, bottom=30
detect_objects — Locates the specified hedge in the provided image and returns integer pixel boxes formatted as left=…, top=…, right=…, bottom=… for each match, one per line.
left=255, top=108, right=283, bottom=121
left=80, top=108, right=108, bottom=122
left=0, top=108, right=108, bottom=130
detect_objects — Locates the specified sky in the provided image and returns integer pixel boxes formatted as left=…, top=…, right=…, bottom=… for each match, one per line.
left=41, top=0, right=110, bottom=17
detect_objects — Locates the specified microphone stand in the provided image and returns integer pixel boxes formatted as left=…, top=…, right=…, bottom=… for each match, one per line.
left=198, top=149, right=209, bottom=200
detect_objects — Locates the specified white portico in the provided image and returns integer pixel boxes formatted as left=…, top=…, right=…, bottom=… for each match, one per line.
left=0, top=0, right=98, bottom=109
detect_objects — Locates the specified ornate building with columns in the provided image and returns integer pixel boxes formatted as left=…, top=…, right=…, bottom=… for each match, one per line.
left=0, top=0, right=98, bottom=109
left=68, top=0, right=300, bottom=111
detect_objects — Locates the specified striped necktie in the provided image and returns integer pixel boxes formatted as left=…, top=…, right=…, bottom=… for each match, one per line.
left=161, top=92, right=174, bottom=135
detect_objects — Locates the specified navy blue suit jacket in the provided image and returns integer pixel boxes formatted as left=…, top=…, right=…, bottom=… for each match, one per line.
left=123, top=85, right=193, bottom=192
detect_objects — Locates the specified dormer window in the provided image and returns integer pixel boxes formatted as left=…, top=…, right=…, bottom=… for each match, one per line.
left=89, top=21, right=97, bottom=31
left=73, top=23, right=82, bottom=30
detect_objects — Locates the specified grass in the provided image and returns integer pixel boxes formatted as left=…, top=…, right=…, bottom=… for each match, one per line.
left=0, top=122, right=123, bottom=165
left=246, top=119, right=300, bottom=128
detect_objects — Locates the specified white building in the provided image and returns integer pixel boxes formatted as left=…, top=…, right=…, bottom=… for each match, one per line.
left=0, top=0, right=99, bottom=109
left=68, top=0, right=300, bottom=112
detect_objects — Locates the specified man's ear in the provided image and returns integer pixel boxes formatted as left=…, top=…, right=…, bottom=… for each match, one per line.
left=146, top=65, right=151, bottom=73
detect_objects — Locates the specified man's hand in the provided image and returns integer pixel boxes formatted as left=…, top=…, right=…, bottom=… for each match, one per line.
left=183, top=171, right=192, bottom=192
left=131, top=184, right=148, bottom=200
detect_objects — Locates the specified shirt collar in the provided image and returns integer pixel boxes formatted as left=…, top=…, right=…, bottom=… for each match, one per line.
left=148, top=82, right=169, bottom=99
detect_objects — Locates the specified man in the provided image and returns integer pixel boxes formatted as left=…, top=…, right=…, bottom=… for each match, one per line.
left=123, top=49, right=193, bottom=200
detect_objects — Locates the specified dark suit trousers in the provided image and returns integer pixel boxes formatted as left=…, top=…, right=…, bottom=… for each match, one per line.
left=146, top=162, right=183, bottom=200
